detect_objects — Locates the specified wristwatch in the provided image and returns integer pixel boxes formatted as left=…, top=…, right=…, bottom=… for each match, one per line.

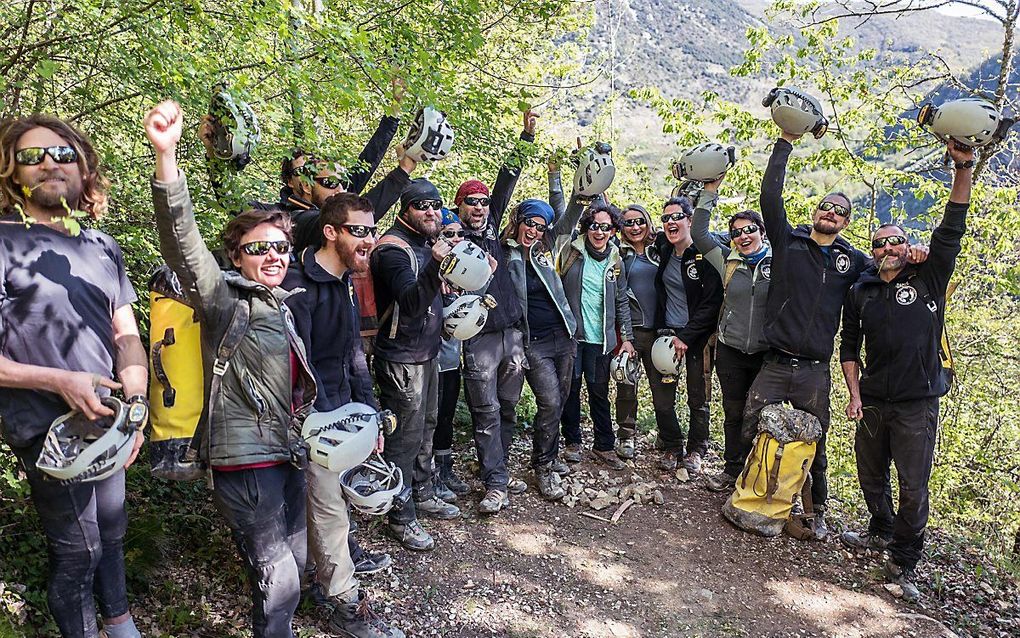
left=125, top=394, right=149, bottom=432
left=955, top=159, right=976, bottom=169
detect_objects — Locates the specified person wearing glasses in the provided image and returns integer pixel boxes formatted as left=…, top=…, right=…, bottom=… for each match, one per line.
left=0, top=116, right=147, bottom=638
left=281, top=192, right=403, bottom=637
left=838, top=140, right=973, bottom=603
left=687, top=175, right=772, bottom=492
left=742, top=130, right=928, bottom=540
left=370, top=179, right=459, bottom=550
left=614, top=202, right=667, bottom=461
left=652, top=196, right=724, bottom=474
left=146, top=101, right=317, bottom=638
left=433, top=208, right=472, bottom=501
left=455, top=110, right=537, bottom=514
left=558, top=203, right=636, bottom=470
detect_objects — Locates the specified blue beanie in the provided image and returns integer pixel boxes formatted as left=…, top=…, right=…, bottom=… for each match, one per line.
left=441, top=208, right=461, bottom=226
left=517, top=199, right=555, bottom=225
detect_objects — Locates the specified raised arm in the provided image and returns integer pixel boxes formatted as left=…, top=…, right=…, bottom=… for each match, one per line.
left=760, top=134, right=798, bottom=251
left=346, top=77, right=406, bottom=194
left=364, top=144, right=417, bottom=222
left=489, top=110, right=538, bottom=226
left=690, top=179, right=728, bottom=274
left=146, top=101, right=232, bottom=326
left=921, top=140, right=973, bottom=296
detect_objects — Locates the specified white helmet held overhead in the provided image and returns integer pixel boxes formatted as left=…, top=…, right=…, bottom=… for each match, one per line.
left=651, top=336, right=683, bottom=384
left=917, top=98, right=1016, bottom=148
left=439, top=240, right=492, bottom=292
left=762, top=87, right=828, bottom=139
left=672, top=143, right=736, bottom=183
left=341, top=453, right=406, bottom=516
left=610, top=350, right=642, bottom=386
left=403, top=106, right=455, bottom=162
left=208, top=83, right=261, bottom=169
left=573, top=142, right=616, bottom=197
left=302, top=403, right=396, bottom=473
left=37, top=397, right=146, bottom=484
left=443, top=294, right=498, bottom=341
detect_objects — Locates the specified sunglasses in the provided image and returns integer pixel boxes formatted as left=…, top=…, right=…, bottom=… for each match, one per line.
left=463, top=196, right=490, bottom=207
left=622, top=218, right=648, bottom=228
left=343, top=224, right=377, bottom=239
left=314, top=175, right=344, bottom=190
left=729, top=224, right=761, bottom=239
left=441, top=229, right=466, bottom=239
left=818, top=200, right=851, bottom=218
left=411, top=199, right=442, bottom=212
left=588, top=222, right=615, bottom=233
left=522, top=218, right=547, bottom=233
left=240, top=240, right=291, bottom=256
left=871, top=235, right=908, bottom=249
left=15, top=146, right=78, bottom=166
left=661, top=211, right=691, bottom=224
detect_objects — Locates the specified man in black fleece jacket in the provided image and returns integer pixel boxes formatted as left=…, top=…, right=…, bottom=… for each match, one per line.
left=743, top=130, right=928, bottom=538
left=838, top=140, right=974, bottom=603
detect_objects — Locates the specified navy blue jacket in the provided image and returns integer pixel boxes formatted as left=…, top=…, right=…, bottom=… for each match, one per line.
left=653, top=236, right=723, bottom=348
left=283, top=247, right=377, bottom=411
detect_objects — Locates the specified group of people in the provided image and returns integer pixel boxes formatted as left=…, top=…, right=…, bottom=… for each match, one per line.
left=0, top=89, right=972, bottom=638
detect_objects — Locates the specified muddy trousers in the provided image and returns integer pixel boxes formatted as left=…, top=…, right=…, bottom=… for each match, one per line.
left=14, top=441, right=130, bottom=638
left=856, top=397, right=938, bottom=571
left=743, top=355, right=832, bottom=508
left=525, top=328, right=577, bottom=468
left=212, top=464, right=307, bottom=638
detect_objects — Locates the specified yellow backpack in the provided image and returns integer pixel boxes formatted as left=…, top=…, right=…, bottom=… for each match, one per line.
left=722, top=404, right=822, bottom=537
left=148, top=265, right=249, bottom=480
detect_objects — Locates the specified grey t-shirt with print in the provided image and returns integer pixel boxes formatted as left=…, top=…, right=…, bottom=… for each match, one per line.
left=0, top=216, right=137, bottom=448
left=663, top=255, right=689, bottom=329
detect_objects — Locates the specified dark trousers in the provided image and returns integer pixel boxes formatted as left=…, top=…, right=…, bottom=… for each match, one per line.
left=14, top=442, right=130, bottom=638
left=524, top=329, right=577, bottom=468
left=562, top=342, right=614, bottom=451
left=374, top=357, right=439, bottom=522
left=715, top=342, right=765, bottom=477
left=212, top=463, right=306, bottom=638
left=462, top=328, right=526, bottom=490
left=433, top=368, right=461, bottom=453
left=856, top=397, right=939, bottom=571
left=615, top=328, right=681, bottom=443
left=743, top=356, right=832, bottom=508
left=681, top=341, right=713, bottom=456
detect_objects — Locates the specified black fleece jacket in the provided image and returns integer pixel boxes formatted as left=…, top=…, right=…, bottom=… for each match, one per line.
left=283, top=248, right=377, bottom=411
left=652, top=235, right=723, bottom=347
left=759, top=138, right=869, bottom=361
left=840, top=201, right=967, bottom=401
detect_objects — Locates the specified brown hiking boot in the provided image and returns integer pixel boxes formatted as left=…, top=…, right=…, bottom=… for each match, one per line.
left=592, top=449, right=626, bottom=470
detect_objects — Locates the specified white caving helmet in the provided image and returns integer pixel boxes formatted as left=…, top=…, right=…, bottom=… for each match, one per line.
left=917, top=98, right=1016, bottom=149
left=341, top=453, right=406, bottom=516
left=37, top=397, right=145, bottom=484
left=439, top=240, right=492, bottom=292
left=208, top=83, right=261, bottom=169
left=762, top=87, right=829, bottom=139
left=672, top=143, right=736, bottom=183
left=403, top=106, right=455, bottom=162
left=651, top=336, right=684, bottom=384
left=609, top=350, right=642, bottom=386
left=302, top=403, right=396, bottom=473
left=444, top=294, right=498, bottom=341
left=573, top=142, right=616, bottom=197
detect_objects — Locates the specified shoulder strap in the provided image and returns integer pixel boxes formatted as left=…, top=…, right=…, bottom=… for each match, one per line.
left=374, top=235, right=418, bottom=340
left=722, top=259, right=741, bottom=290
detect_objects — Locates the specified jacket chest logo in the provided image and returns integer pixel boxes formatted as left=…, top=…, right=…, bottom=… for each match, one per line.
left=759, top=259, right=772, bottom=280
left=834, top=252, right=851, bottom=274
left=895, top=284, right=917, bottom=306
left=686, top=261, right=699, bottom=280
left=606, top=265, right=619, bottom=283
left=484, top=225, right=497, bottom=241
left=534, top=251, right=551, bottom=269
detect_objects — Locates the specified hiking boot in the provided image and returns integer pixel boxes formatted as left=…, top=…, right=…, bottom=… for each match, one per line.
left=414, top=494, right=461, bottom=520
left=508, top=477, right=528, bottom=494
left=592, top=449, right=626, bottom=470
left=354, top=551, right=393, bottom=575
left=433, top=477, right=458, bottom=503
left=884, top=558, right=921, bottom=603
left=478, top=489, right=509, bottom=514
left=615, top=437, right=635, bottom=460
left=657, top=450, right=681, bottom=471
left=436, top=452, right=470, bottom=496
left=301, top=581, right=334, bottom=610
left=704, top=472, right=737, bottom=493
left=329, top=590, right=406, bottom=638
left=551, top=458, right=572, bottom=476
left=562, top=444, right=583, bottom=463
left=841, top=530, right=891, bottom=553
left=386, top=520, right=435, bottom=552
left=813, top=509, right=829, bottom=541
left=681, top=452, right=702, bottom=473
left=535, top=467, right=565, bottom=501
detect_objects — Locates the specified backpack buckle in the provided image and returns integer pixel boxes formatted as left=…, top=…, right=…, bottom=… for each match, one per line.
left=212, top=358, right=230, bottom=377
